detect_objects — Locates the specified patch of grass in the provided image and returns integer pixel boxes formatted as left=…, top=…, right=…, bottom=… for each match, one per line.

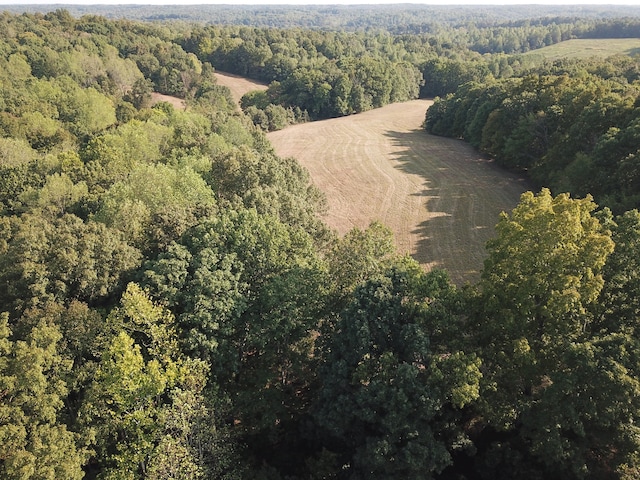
left=524, top=38, right=640, bottom=61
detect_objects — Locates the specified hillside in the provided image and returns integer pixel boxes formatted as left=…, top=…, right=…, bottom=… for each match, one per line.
left=268, top=100, right=529, bottom=284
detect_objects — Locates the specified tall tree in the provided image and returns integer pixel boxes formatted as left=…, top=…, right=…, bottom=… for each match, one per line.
left=143, top=208, right=327, bottom=441
left=79, top=284, right=231, bottom=480
left=315, top=265, right=481, bottom=479
left=0, top=314, right=85, bottom=480
left=467, top=189, right=622, bottom=478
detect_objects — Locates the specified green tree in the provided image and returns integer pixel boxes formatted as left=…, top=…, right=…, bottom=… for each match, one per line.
left=95, top=162, right=216, bottom=252
left=0, top=213, right=141, bottom=312
left=0, top=138, right=37, bottom=168
left=325, top=221, right=401, bottom=305
left=480, top=189, right=613, bottom=349
left=81, top=284, right=238, bottom=479
left=467, top=189, right=621, bottom=478
left=0, top=314, right=85, bottom=479
left=315, top=266, right=481, bottom=479
left=20, top=173, right=88, bottom=217
left=595, top=209, right=640, bottom=334
left=124, top=78, right=154, bottom=109
left=142, top=207, right=328, bottom=473
left=80, top=330, right=170, bottom=479
left=476, top=188, right=614, bottom=424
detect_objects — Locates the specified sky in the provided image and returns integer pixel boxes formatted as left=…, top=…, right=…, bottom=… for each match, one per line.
left=0, top=0, right=638, bottom=5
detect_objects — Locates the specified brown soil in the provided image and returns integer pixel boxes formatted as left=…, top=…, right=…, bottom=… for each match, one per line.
left=267, top=100, right=531, bottom=284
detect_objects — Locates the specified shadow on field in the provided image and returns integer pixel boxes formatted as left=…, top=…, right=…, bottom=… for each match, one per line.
left=626, top=47, right=640, bottom=57
left=383, top=127, right=530, bottom=285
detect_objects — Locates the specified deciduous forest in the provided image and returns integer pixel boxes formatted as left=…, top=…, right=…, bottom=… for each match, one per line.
left=1, top=5, right=640, bottom=480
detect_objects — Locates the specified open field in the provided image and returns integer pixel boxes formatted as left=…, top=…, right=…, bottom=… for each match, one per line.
left=524, top=38, right=640, bottom=61
left=150, top=92, right=186, bottom=110
left=214, top=71, right=268, bottom=106
left=268, top=101, right=531, bottom=284
left=211, top=70, right=530, bottom=283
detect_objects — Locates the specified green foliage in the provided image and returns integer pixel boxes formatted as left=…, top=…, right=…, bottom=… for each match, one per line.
left=316, top=266, right=480, bottom=479
left=80, top=285, right=233, bottom=479
left=80, top=331, right=170, bottom=478
left=20, top=173, right=88, bottom=217
left=208, top=144, right=327, bottom=237
left=462, top=189, right=640, bottom=479
left=0, top=314, right=85, bottom=480
left=0, top=214, right=141, bottom=312
left=481, top=188, right=613, bottom=344
left=476, top=189, right=613, bottom=398
left=425, top=61, right=640, bottom=212
left=0, top=138, right=37, bottom=168
left=2, top=8, right=640, bottom=479
left=325, top=221, right=401, bottom=304
left=143, top=208, right=326, bottom=434
left=596, top=210, right=640, bottom=332
left=95, top=162, right=216, bottom=251
left=184, top=26, right=425, bottom=120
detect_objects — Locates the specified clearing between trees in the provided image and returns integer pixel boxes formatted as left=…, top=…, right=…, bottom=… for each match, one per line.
left=214, top=72, right=529, bottom=284
left=268, top=101, right=530, bottom=284
left=523, top=38, right=640, bottom=61
left=214, top=71, right=268, bottom=105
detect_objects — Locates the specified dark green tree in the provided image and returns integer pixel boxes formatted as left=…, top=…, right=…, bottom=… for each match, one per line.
left=315, top=265, right=481, bottom=479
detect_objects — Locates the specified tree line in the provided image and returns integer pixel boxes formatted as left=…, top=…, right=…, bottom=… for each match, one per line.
left=4, top=4, right=640, bottom=34
left=177, top=18, right=640, bottom=127
left=2, top=9, right=640, bottom=480
left=180, top=26, right=425, bottom=121
left=425, top=55, right=640, bottom=213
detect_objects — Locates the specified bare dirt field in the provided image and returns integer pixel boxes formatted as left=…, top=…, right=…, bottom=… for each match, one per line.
left=268, top=100, right=531, bottom=284
left=214, top=71, right=268, bottom=106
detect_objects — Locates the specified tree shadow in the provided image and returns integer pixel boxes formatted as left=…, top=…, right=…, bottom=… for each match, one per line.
left=625, top=47, right=640, bottom=57
left=383, top=127, right=532, bottom=285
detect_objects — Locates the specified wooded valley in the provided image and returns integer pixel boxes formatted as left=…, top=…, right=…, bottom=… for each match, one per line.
left=1, top=5, right=640, bottom=480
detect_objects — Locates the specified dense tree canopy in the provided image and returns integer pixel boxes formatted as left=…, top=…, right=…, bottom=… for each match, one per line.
left=425, top=57, right=640, bottom=212
left=1, top=7, right=640, bottom=480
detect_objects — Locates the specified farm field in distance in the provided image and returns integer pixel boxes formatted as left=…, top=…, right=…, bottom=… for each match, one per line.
left=524, top=38, right=640, bottom=61
left=267, top=99, right=530, bottom=284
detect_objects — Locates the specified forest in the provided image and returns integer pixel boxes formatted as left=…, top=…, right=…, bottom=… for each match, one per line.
left=1, top=5, right=640, bottom=480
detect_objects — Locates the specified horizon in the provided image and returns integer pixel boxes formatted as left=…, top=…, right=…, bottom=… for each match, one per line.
left=1, top=0, right=639, bottom=6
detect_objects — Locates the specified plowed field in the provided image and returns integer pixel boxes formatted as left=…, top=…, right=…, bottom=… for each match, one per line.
left=268, top=100, right=530, bottom=284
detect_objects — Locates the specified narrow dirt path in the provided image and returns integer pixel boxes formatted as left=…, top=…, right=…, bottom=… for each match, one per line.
left=268, top=100, right=531, bottom=284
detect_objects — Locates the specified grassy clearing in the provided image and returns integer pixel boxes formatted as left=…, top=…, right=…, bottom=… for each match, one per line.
left=214, top=71, right=268, bottom=106
left=213, top=71, right=530, bottom=283
left=524, top=38, right=640, bottom=61
left=268, top=101, right=530, bottom=285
